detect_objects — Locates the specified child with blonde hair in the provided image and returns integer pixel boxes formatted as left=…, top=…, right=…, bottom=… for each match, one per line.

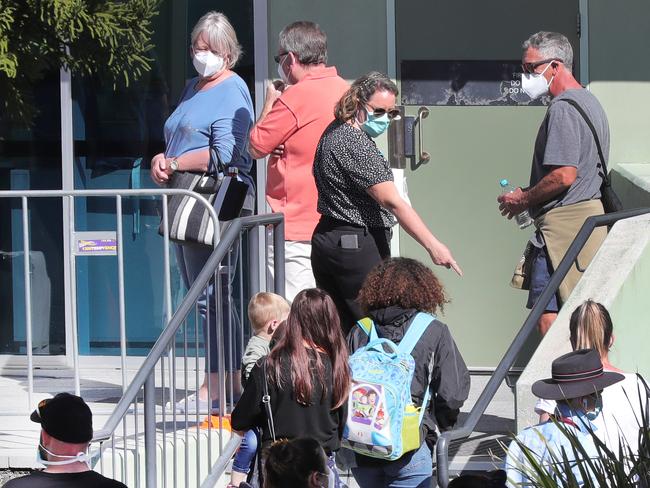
left=229, top=292, right=289, bottom=488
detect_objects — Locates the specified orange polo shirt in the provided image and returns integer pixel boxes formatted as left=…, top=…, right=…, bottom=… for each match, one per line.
left=250, top=66, right=349, bottom=241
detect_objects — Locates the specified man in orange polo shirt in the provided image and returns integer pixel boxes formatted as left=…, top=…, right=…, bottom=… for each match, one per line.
left=249, top=21, right=349, bottom=302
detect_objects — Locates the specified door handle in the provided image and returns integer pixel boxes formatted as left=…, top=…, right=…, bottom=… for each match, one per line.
left=387, top=106, right=406, bottom=169
left=415, top=107, right=430, bottom=164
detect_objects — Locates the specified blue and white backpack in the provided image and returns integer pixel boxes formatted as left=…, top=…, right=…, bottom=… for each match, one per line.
left=342, top=312, right=435, bottom=460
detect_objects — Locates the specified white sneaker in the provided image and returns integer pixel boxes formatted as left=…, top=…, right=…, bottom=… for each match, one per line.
left=165, top=393, right=211, bottom=414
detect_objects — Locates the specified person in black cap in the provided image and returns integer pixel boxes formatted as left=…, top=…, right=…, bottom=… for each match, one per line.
left=4, top=393, right=126, bottom=488
left=504, top=349, right=624, bottom=487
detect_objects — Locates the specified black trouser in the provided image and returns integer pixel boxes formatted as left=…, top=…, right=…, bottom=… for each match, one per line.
left=311, top=216, right=391, bottom=335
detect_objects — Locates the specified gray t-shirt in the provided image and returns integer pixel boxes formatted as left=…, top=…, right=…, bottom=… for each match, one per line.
left=529, top=88, right=610, bottom=217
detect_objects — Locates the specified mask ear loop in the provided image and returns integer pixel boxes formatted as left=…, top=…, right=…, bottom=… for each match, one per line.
left=38, top=443, right=92, bottom=468
left=545, top=61, right=559, bottom=90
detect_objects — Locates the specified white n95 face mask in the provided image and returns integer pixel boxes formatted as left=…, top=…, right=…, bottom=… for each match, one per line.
left=37, top=443, right=92, bottom=468
left=192, top=51, right=225, bottom=78
left=521, top=62, right=553, bottom=99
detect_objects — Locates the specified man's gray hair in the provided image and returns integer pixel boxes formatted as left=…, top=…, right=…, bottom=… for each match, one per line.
left=191, top=11, right=242, bottom=69
left=522, top=31, right=573, bottom=70
left=278, top=21, right=327, bottom=65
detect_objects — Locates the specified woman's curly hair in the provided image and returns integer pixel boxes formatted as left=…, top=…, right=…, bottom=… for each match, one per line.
left=334, top=71, right=398, bottom=122
left=357, top=257, right=449, bottom=315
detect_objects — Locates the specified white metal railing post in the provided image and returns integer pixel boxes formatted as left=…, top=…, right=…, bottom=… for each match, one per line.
left=116, top=196, right=128, bottom=391
left=21, top=197, right=34, bottom=410
left=60, top=61, right=75, bottom=370
left=68, top=194, right=81, bottom=395
left=144, top=374, right=156, bottom=488
left=253, top=0, right=269, bottom=294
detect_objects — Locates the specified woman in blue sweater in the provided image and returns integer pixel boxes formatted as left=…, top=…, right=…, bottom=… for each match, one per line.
left=151, top=11, right=254, bottom=414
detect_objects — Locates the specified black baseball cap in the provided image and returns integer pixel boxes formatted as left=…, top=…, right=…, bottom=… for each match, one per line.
left=30, top=393, right=93, bottom=443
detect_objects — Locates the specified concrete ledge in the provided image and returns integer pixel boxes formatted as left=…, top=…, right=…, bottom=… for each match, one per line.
left=612, top=163, right=650, bottom=208
left=616, top=163, right=650, bottom=194
left=516, top=213, right=650, bottom=432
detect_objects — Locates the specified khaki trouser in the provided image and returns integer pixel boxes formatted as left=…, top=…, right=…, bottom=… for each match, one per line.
left=535, top=199, right=607, bottom=304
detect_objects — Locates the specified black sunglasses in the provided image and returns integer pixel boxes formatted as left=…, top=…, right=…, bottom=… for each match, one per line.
left=368, top=105, right=401, bottom=120
left=273, top=51, right=289, bottom=63
left=521, top=58, right=562, bottom=74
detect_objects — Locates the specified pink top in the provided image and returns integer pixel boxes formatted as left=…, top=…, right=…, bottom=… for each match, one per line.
left=250, top=66, right=349, bottom=240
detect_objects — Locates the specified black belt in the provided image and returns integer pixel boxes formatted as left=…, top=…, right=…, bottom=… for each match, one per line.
left=320, top=215, right=389, bottom=232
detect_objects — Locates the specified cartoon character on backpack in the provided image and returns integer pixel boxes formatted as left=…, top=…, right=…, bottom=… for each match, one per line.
left=342, top=313, right=435, bottom=461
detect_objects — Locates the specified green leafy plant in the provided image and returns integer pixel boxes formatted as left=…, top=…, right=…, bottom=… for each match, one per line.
left=0, top=0, right=160, bottom=125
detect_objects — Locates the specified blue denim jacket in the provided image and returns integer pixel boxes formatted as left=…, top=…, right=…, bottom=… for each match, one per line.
left=505, top=404, right=600, bottom=487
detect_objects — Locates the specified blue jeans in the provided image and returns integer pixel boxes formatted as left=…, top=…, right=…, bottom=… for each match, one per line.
left=351, top=442, right=433, bottom=488
left=175, top=212, right=249, bottom=373
left=232, top=429, right=258, bottom=474
left=526, top=244, right=559, bottom=313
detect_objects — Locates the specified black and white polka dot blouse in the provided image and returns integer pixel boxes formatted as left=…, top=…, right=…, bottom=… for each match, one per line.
left=313, top=121, right=396, bottom=229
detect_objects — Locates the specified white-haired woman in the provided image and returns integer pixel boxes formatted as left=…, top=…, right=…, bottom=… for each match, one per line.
left=151, top=11, right=254, bottom=413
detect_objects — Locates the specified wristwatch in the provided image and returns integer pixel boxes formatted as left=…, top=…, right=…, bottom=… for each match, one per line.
left=169, top=158, right=179, bottom=173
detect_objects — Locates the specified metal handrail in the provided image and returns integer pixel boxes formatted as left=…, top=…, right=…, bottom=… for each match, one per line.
left=435, top=207, right=650, bottom=488
left=0, top=188, right=219, bottom=412
left=199, top=435, right=243, bottom=488
left=92, top=212, right=285, bottom=442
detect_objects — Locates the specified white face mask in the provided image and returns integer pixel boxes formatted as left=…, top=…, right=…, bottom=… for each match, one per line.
left=521, top=62, right=554, bottom=99
left=277, top=55, right=291, bottom=85
left=192, top=51, right=225, bottom=78
left=37, top=443, right=92, bottom=468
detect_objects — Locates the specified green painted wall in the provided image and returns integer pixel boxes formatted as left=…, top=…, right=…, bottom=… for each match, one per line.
left=266, top=0, right=387, bottom=81
left=588, top=0, right=650, bottom=166
left=399, top=107, right=543, bottom=367
left=608, top=240, right=650, bottom=378
left=575, top=0, right=650, bottom=375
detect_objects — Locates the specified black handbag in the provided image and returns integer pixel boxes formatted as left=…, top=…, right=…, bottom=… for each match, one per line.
left=559, top=98, right=623, bottom=214
left=158, top=147, right=248, bottom=246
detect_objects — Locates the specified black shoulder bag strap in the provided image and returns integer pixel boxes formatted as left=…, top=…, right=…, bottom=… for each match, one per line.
left=558, top=98, right=610, bottom=187
left=261, top=358, right=276, bottom=442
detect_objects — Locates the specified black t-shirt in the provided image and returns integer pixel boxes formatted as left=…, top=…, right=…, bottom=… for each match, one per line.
left=4, top=470, right=127, bottom=488
left=231, top=350, right=346, bottom=454
left=313, top=121, right=395, bottom=229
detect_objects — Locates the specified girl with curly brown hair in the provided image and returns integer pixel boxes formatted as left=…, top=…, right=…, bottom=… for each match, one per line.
left=348, top=257, right=470, bottom=488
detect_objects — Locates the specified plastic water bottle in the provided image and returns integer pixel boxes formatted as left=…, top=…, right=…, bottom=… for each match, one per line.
left=500, top=179, right=533, bottom=229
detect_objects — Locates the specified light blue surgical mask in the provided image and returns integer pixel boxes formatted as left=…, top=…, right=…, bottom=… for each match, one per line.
left=361, top=109, right=390, bottom=138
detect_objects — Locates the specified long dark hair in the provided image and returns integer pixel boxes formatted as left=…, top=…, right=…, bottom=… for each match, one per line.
left=266, top=288, right=350, bottom=409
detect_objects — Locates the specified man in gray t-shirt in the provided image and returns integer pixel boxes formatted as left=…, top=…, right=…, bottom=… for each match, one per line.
left=498, top=31, right=609, bottom=335
left=529, top=88, right=609, bottom=218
